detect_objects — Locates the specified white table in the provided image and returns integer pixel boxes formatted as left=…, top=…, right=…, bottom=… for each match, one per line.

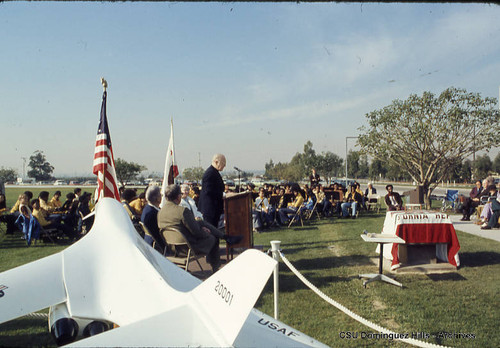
left=378, top=211, right=460, bottom=270
left=360, top=233, right=405, bottom=288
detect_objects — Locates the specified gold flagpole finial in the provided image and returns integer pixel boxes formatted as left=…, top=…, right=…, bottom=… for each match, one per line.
left=101, top=78, right=108, bottom=92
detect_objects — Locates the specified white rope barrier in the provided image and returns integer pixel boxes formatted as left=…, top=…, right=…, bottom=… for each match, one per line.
left=25, top=312, right=49, bottom=319
left=277, top=249, right=449, bottom=348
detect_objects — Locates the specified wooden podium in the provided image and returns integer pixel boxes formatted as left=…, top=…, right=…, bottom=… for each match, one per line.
left=224, top=191, right=253, bottom=260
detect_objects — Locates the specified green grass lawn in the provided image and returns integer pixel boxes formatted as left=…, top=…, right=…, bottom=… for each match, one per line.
left=1, top=195, right=499, bottom=347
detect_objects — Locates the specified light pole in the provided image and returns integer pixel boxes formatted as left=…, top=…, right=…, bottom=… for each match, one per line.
left=345, top=136, right=359, bottom=188
left=21, top=157, right=27, bottom=179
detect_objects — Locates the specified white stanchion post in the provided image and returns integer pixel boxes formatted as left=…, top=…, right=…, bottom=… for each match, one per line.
left=270, top=240, right=281, bottom=320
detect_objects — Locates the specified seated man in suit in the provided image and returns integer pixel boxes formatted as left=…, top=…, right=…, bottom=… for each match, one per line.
left=141, top=185, right=167, bottom=251
left=384, top=184, right=403, bottom=211
left=158, top=184, right=241, bottom=272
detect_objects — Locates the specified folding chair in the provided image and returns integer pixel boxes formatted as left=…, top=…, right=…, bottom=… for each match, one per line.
left=162, top=227, right=204, bottom=272
left=287, top=206, right=305, bottom=228
left=366, top=195, right=381, bottom=213
left=305, top=201, right=321, bottom=220
left=0, top=216, right=6, bottom=235
left=139, top=221, right=167, bottom=256
left=441, top=190, right=459, bottom=212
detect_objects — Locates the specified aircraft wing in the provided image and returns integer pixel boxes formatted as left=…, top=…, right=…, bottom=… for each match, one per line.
left=0, top=252, right=67, bottom=324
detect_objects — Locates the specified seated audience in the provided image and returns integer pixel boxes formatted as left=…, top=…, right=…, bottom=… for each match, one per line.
left=478, top=178, right=496, bottom=224
left=61, top=193, right=76, bottom=212
left=384, top=184, right=403, bottom=211
left=73, top=188, right=82, bottom=203
left=365, top=183, right=378, bottom=203
left=157, top=184, right=241, bottom=273
left=278, top=186, right=304, bottom=225
left=481, top=185, right=500, bottom=230
left=31, top=199, right=75, bottom=240
left=254, top=187, right=274, bottom=230
left=38, top=191, right=62, bottom=224
left=121, top=188, right=141, bottom=222
left=180, top=184, right=203, bottom=220
left=354, top=182, right=366, bottom=209
left=0, top=193, right=6, bottom=214
left=60, top=192, right=78, bottom=230
left=141, top=185, right=167, bottom=250
left=15, top=204, right=40, bottom=245
left=190, top=186, right=201, bottom=207
left=2, top=193, right=30, bottom=234
left=341, top=185, right=362, bottom=218
left=460, top=180, right=483, bottom=221
left=50, top=191, right=63, bottom=209
left=331, top=183, right=344, bottom=216
left=77, top=192, right=94, bottom=234
left=314, top=185, right=332, bottom=217
left=130, top=192, right=147, bottom=216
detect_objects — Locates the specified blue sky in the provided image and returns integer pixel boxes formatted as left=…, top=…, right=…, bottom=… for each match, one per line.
left=1, top=2, right=499, bottom=177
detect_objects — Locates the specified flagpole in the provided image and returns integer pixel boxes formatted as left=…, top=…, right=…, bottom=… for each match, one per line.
left=101, top=78, right=107, bottom=201
left=160, top=117, right=176, bottom=208
left=170, top=117, right=175, bottom=178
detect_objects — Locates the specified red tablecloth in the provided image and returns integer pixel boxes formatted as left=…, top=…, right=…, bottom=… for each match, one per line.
left=384, top=212, right=460, bottom=267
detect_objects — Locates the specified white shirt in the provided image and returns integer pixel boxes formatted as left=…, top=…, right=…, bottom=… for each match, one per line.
left=180, top=196, right=203, bottom=219
left=255, top=197, right=270, bottom=212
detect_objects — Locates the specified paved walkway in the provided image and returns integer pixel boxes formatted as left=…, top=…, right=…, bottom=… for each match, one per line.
left=449, top=214, right=500, bottom=243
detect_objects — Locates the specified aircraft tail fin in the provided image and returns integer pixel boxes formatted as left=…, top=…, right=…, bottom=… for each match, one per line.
left=190, top=249, right=277, bottom=346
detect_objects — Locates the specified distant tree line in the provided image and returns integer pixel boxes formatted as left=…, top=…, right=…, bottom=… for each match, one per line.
left=262, top=141, right=500, bottom=184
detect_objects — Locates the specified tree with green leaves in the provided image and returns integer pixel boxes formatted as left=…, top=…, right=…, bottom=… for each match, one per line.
left=183, top=167, right=205, bottom=182
left=358, top=87, right=500, bottom=208
left=114, top=158, right=147, bottom=187
left=27, top=150, right=54, bottom=182
left=493, top=152, right=500, bottom=174
left=369, top=158, right=387, bottom=181
left=316, top=151, right=343, bottom=184
left=0, top=167, right=18, bottom=183
left=459, top=159, right=473, bottom=183
left=346, top=150, right=360, bottom=178
left=473, top=154, right=492, bottom=180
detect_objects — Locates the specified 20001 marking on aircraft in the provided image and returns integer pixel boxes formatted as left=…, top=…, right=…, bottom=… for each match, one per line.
left=0, top=198, right=328, bottom=347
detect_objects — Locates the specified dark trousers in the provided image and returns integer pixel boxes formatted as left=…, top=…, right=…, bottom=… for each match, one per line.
left=461, top=198, right=479, bottom=219
left=0, top=213, right=19, bottom=234
left=487, top=200, right=500, bottom=228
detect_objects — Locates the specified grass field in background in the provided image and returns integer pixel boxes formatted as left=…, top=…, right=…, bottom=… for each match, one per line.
left=1, top=188, right=499, bottom=347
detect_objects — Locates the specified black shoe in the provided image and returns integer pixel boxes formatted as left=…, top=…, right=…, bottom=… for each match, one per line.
left=225, top=235, right=243, bottom=245
left=352, top=216, right=357, bottom=219
left=211, top=262, right=221, bottom=273
left=481, top=226, right=492, bottom=230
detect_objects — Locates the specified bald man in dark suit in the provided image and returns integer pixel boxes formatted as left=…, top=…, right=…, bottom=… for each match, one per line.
left=199, top=154, right=226, bottom=227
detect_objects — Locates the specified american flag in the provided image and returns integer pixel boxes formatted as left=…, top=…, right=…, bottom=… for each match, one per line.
left=92, top=91, right=120, bottom=202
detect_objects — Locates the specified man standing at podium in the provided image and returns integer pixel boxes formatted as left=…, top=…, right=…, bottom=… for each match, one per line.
left=199, top=154, right=226, bottom=227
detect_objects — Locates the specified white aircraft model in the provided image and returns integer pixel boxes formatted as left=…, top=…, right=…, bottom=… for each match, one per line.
left=0, top=198, right=327, bottom=347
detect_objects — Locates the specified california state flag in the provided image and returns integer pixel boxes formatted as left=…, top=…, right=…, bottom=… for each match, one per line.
left=161, top=118, right=179, bottom=207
